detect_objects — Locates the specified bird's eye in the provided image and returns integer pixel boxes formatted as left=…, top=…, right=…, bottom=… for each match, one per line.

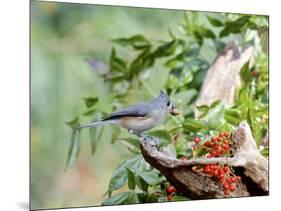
left=167, top=101, right=171, bottom=106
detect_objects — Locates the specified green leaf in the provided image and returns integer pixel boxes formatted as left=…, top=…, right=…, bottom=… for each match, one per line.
left=193, top=30, right=203, bottom=46
left=219, top=22, right=240, bottom=38
left=135, top=170, right=163, bottom=186
left=102, top=191, right=139, bottom=205
left=110, top=48, right=127, bottom=72
left=188, top=69, right=208, bottom=90
left=210, top=100, right=221, bottom=108
left=224, top=108, right=243, bottom=125
left=89, top=112, right=104, bottom=154
left=129, top=48, right=152, bottom=77
left=201, top=27, right=216, bottom=39
left=153, top=40, right=177, bottom=58
left=83, top=97, right=98, bottom=108
left=65, top=130, right=80, bottom=171
left=213, top=39, right=225, bottom=53
left=196, top=104, right=209, bottom=118
left=143, top=193, right=160, bottom=203
left=126, top=168, right=136, bottom=190
left=82, top=108, right=96, bottom=116
left=135, top=175, right=148, bottom=192
left=108, top=161, right=129, bottom=196
left=261, top=147, right=269, bottom=157
left=247, top=107, right=264, bottom=146
left=172, top=195, right=191, bottom=201
left=110, top=126, right=121, bottom=143
left=108, top=156, right=141, bottom=196
left=205, top=101, right=225, bottom=129
left=207, top=16, right=224, bottom=27
left=112, top=35, right=151, bottom=50
left=183, top=118, right=206, bottom=132
left=236, top=15, right=251, bottom=26
left=240, top=61, right=252, bottom=83
left=65, top=117, right=80, bottom=129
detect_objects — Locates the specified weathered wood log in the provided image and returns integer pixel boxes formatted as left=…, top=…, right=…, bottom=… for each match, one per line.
left=139, top=121, right=268, bottom=199
left=195, top=41, right=254, bottom=117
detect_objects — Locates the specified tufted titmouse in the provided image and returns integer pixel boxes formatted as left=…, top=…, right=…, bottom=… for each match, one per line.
left=75, top=91, right=179, bottom=137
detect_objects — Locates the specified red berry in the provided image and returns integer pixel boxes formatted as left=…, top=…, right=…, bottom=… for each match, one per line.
left=213, top=144, right=219, bottom=150
left=229, top=184, right=235, bottom=192
left=214, top=170, right=219, bottom=177
left=222, top=143, right=229, bottom=150
left=206, top=154, right=212, bottom=158
left=166, top=185, right=176, bottom=194
left=219, top=131, right=224, bottom=138
left=218, top=168, right=224, bottom=175
left=224, top=140, right=229, bottom=144
left=236, top=176, right=241, bottom=182
left=224, top=131, right=229, bottom=137
left=223, top=182, right=230, bottom=190
left=194, top=137, right=200, bottom=144
left=230, top=177, right=236, bottom=183
left=204, top=141, right=211, bottom=147
left=215, top=151, right=222, bottom=157
left=210, top=165, right=217, bottom=171
left=204, top=165, right=211, bottom=173
left=193, top=145, right=198, bottom=150
left=223, top=166, right=229, bottom=173
left=219, top=173, right=225, bottom=179
left=167, top=194, right=173, bottom=201
left=211, top=137, right=217, bottom=142
left=210, top=149, right=216, bottom=156
left=217, top=136, right=222, bottom=142
left=180, top=156, right=188, bottom=160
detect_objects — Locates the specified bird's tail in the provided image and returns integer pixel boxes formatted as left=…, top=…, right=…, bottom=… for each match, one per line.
left=75, top=119, right=111, bottom=130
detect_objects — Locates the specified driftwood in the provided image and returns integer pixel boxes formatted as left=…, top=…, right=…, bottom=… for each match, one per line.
left=139, top=121, right=268, bottom=199
left=195, top=41, right=254, bottom=117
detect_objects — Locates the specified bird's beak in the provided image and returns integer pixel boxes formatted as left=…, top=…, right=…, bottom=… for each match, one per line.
left=170, top=106, right=180, bottom=116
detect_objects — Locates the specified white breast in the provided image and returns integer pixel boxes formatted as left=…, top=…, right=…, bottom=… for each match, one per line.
left=118, top=109, right=165, bottom=133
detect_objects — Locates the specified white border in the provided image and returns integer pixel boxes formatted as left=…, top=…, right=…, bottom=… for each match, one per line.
left=1, top=0, right=280, bottom=211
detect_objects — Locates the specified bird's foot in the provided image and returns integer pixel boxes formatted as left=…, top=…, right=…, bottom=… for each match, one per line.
left=128, top=130, right=160, bottom=150
left=128, top=129, right=142, bottom=137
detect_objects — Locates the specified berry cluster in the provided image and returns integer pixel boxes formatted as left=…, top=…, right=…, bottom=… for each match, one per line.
left=180, top=131, right=242, bottom=195
left=166, top=184, right=176, bottom=201
left=202, top=164, right=241, bottom=194
left=195, top=131, right=230, bottom=157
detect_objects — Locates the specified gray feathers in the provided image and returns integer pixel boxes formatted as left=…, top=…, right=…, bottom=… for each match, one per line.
left=103, top=103, right=152, bottom=120
left=103, top=91, right=171, bottom=121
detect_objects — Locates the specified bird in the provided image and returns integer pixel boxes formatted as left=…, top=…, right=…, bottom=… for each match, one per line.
left=75, top=90, right=179, bottom=137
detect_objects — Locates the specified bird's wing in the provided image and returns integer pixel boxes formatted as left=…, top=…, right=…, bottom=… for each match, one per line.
left=103, top=103, right=151, bottom=120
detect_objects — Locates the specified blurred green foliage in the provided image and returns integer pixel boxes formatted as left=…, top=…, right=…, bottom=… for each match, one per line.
left=31, top=1, right=268, bottom=209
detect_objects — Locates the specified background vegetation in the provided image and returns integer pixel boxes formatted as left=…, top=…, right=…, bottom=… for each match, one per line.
left=31, top=1, right=268, bottom=209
